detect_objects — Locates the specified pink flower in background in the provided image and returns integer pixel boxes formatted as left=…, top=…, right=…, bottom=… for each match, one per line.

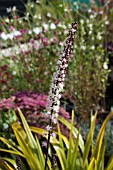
left=54, top=37, right=58, bottom=43
left=41, top=37, right=49, bottom=46
left=19, top=29, right=25, bottom=35
left=9, top=26, right=14, bottom=31
left=41, top=37, right=47, bottom=43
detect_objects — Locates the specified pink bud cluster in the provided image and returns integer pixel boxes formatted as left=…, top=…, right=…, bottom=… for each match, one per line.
left=45, top=22, right=77, bottom=124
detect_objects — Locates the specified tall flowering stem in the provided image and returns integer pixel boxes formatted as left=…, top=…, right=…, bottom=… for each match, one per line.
left=44, top=22, right=77, bottom=170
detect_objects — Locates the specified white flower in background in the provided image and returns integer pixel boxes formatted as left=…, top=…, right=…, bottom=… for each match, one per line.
left=28, top=30, right=32, bottom=35
left=19, top=20, right=22, bottom=24
left=33, top=27, right=42, bottom=34
left=80, top=19, right=84, bottom=24
left=43, top=23, right=49, bottom=30
left=88, top=23, right=93, bottom=29
left=5, top=18, right=9, bottom=23
left=103, top=62, right=108, bottom=69
left=0, top=32, right=8, bottom=40
left=90, top=15, right=94, bottom=19
left=12, top=31, right=21, bottom=37
left=105, top=21, right=110, bottom=25
left=12, top=6, right=16, bottom=12
left=16, top=50, right=19, bottom=55
left=12, top=71, right=17, bottom=75
left=36, top=0, right=40, bottom=3
left=89, top=30, right=92, bottom=34
left=7, top=33, right=13, bottom=39
left=6, top=7, right=12, bottom=13
left=88, top=9, right=91, bottom=13
left=64, top=8, right=68, bottom=12
left=91, top=45, right=95, bottom=50
left=47, top=13, right=51, bottom=17
left=86, top=19, right=89, bottom=23
left=59, top=4, right=63, bottom=7
left=38, top=14, right=41, bottom=19
left=33, top=15, right=37, bottom=19
left=31, top=3, right=34, bottom=8
left=26, top=12, right=29, bottom=17
left=97, top=33, right=102, bottom=40
left=81, top=46, right=86, bottom=50
left=50, top=23, right=56, bottom=29
left=58, top=22, right=62, bottom=27
left=61, top=24, right=66, bottom=29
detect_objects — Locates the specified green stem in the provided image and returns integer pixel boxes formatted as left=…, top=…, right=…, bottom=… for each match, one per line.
left=44, top=118, right=52, bottom=170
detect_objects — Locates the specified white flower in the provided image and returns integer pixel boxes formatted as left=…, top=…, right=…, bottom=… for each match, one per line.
left=28, top=30, right=32, bottom=35
left=12, top=71, right=17, bottom=75
left=58, top=83, right=64, bottom=89
left=81, top=46, right=86, bottom=50
left=19, top=20, right=22, bottom=24
left=38, top=14, right=41, bottom=19
left=90, top=15, right=94, bottom=19
left=80, top=19, right=84, bottom=24
left=47, top=13, right=51, bottom=17
left=64, top=8, right=68, bottom=12
left=88, top=9, right=91, bottom=13
left=12, top=6, right=16, bottom=12
left=31, top=3, right=34, bottom=8
left=52, top=117, right=57, bottom=124
left=43, top=131, right=48, bottom=137
left=12, top=31, right=21, bottom=37
left=86, top=19, right=89, bottom=23
left=33, top=27, right=42, bottom=34
left=88, top=24, right=93, bottom=29
left=6, top=7, right=12, bottom=13
left=53, top=105, right=59, bottom=113
left=7, top=33, right=13, bottom=39
left=33, top=15, right=37, bottom=19
left=59, top=4, right=63, bottom=7
left=42, top=141, right=47, bottom=147
left=91, top=45, right=95, bottom=50
left=105, top=21, right=110, bottom=25
left=103, top=62, right=108, bottom=69
left=73, top=2, right=77, bottom=5
left=89, top=30, right=92, bottom=35
left=0, top=32, right=8, bottom=40
left=50, top=23, right=56, bottom=30
left=51, top=132, right=57, bottom=138
left=5, top=18, right=9, bottom=23
left=46, top=125, right=52, bottom=131
left=26, top=12, right=29, bottom=17
left=36, top=0, right=40, bottom=3
left=97, top=34, right=102, bottom=40
left=43, top=23, right=49, bottom=30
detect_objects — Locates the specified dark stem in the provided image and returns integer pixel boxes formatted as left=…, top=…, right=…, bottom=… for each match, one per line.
left=44, top=118, right=52, bottom=170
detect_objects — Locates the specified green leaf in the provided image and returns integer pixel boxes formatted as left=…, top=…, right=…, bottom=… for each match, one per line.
left=0, top=158, right=14, bottom=170
left=91, top=111, right=113, bottom=161
left=58, top=115, right=84, bottom=153
left=83, top=112, right=97, bottom=168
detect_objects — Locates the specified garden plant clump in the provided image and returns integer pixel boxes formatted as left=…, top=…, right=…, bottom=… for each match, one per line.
left=0, top=0, right=111, bottom=120
left=0, top=91, right=70, bottom=138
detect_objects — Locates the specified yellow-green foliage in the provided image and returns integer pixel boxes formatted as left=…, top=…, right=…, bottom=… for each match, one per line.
left=0, top=109, right=113, bottom=170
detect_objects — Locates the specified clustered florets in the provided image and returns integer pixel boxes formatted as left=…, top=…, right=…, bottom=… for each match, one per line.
left=45, top=22, right=77, bottom=125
